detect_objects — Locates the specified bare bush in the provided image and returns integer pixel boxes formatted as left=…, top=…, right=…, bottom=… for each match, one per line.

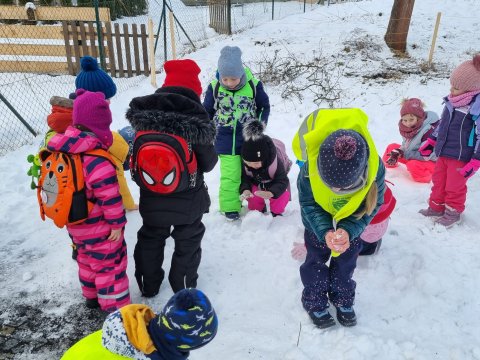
left=252, top=48, right=346, bottom=107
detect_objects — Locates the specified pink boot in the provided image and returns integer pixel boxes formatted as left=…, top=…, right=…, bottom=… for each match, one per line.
left=435, top=208, right=461, bottom=227
left=419, top=207, right=444, bottom=217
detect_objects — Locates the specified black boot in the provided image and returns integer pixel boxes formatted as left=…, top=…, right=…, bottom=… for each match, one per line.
left=307, top=309, right=336, bottom=329
left=335, top=306, right=357, bottom=327
left=85, top=298, right=100, bottom=309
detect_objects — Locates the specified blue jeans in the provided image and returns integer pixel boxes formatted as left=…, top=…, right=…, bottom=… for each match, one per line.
left=300, top=229, right=362, bottom=312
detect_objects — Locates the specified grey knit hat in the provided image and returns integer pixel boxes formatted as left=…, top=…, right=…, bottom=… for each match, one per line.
left=318, top=129, right=368, bottom=189
left=218, top=46, right=244, bottom=78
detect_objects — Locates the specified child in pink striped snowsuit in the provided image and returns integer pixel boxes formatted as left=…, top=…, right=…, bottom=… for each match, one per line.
left=47, top=89, right=130, bottom=312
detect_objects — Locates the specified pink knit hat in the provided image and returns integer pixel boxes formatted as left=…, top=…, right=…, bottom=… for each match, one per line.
left=450, top=54, right=480, bottom=92
left=73, top=89, right=113, bottom=147
left=400, top=98, right=425, bottom=119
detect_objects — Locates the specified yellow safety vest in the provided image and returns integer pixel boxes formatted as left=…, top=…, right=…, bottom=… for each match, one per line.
left=294, top=108, right=379, bottom=221
left=61, top=330, right=131, bottom=360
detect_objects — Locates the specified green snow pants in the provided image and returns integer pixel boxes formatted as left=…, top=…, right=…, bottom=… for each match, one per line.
left=219, top=154, right=242, bottom=213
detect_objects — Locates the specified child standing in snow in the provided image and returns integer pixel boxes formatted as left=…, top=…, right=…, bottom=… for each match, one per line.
left=127, top=59, right=218, bottom=297
left=61, top=288, right=218, bottom=360
left=419, top=54, right=480, bottom=227
left=203, top=46, right=270, bottom=221
left=47, top=89, right=130, bottom=312
left=295, top=108, right=385, bottom=328
left=239, top=120, right=291, bottom=217
left=383, top=98, right=439, bottom=183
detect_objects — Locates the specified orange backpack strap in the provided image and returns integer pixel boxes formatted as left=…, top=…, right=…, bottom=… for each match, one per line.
left=84, top=148, right=116, bottom=169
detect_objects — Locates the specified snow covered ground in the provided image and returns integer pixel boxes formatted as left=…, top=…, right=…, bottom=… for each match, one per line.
left=1, top=0, right=480, bottom=359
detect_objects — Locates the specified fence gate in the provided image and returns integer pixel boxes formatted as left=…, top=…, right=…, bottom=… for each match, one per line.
left=208, top=0, right=231, bottom=35
left=62, top=21, right=150, bottom=78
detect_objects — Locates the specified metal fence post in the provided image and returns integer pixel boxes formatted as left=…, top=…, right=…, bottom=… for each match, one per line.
left=0, top=92, right=37, bottom=137
left=94, top=0, right=106, bottom=70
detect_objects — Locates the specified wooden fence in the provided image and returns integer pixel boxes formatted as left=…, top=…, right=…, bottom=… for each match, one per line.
left=208, top=0, right=231, bottom=35
left=0, top=6, right=152, bottom=77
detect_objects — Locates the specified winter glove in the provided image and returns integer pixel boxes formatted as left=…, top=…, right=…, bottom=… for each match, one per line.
left=418, top=138, right=436, bottom=157
left=240, top=190, right=253, bottom=201
left=254, top=190, right=274, bottom=199
left=386, top=148, right=404, bottom=166
left=459, top=158, right=480, bottom=179
left=291, top=242, right=307, bottom=261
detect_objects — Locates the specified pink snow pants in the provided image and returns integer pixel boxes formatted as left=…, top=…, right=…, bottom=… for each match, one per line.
left=429, top=156, right=468, bottom=213
left=247, top=185, right=290, bottom=215
left=75, top=233, right=131, bottom=312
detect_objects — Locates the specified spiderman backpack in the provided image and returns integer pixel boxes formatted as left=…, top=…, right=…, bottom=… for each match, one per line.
left=130, top=131, right=197, bottom=194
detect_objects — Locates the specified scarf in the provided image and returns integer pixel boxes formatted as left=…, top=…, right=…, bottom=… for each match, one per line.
left=448, top=89, right=480, bottom=108
left=398, top=115, right=425, bottom=139
left=219, top=72, right=247, bottom=92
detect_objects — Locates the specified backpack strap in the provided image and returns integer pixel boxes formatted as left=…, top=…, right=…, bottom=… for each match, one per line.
left=248, top=79, right=256, bottom=98
left=84, top=148, right=116, bottom=169
left=213, top=81, right=221, bottom=111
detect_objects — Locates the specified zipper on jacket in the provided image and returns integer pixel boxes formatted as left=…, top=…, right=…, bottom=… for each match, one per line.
left=458, top=113, right=467, bottom=160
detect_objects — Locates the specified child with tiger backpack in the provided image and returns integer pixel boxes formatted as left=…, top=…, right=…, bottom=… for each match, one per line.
left=127, top=59, right=217, bottom=298
left=239, top=120, right=291, bottom=217
left=44, top=89, right=130, bottom=312
left=203, top=46, right=270, bottom=221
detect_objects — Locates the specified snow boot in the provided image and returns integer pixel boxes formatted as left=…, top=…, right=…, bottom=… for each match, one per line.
left=307, top=309, right=336, bottom=329
left=419, top=207, right=444, bottom=217
left=85, top=298, right=100, bottom=309
left=335, top=306, right=357, bottom=327
left=225, top=211, right=240, bottom=221
left=435, top=208, right=461, bottom=227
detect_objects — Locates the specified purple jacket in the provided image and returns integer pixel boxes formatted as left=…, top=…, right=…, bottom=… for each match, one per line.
left=432, top=95, right=480, bottom=162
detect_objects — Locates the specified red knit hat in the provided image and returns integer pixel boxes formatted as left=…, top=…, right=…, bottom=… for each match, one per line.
left=450, top=54, right=480, bottom=92
left=400, top=98, right=425, bottom=119
left=162, top=59, right=202, bottom=97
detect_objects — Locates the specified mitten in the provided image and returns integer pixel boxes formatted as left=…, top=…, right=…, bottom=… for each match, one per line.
left=291, top=242, right=307, bottom=261
left=386, top=148, right=403, bottom=166
left=418, top=138, right=436, bottom=157
left=459, top=158, right=480, bottom=179
left=240, top=190, right=253, bottom=201
left=254, top=190, right=274, bottom=199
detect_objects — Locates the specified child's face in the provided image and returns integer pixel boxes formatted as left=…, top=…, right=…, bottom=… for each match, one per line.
left=450, top=86, right=466, bottom=96
left=244, top=160, right=262, bottom=169
left=221, top=76, right=241, bottom=90
left=401, top=114, right=418, bottom=128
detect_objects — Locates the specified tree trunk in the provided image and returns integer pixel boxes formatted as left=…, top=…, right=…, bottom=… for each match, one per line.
left=384, top=0, right=415, bottom=53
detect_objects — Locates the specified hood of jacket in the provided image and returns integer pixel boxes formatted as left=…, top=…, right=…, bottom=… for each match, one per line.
left=47, top=125, right=106, bottom=153
left=109, top=131, right=129, bottom=163
left=47, top=96, right=74, bottom=133
left=126, top=86, right=216, bottom=145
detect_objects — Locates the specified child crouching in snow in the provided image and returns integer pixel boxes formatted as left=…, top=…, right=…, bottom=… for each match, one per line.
left=239, top=120, right=291, bottom=217
left=61, top=288, right=218, bottom=360
left=383, top=98, right=439, bottom=183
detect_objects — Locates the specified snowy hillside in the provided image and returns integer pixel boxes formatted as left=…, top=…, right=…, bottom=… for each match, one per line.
left=1, top=0, right=480, bottom=359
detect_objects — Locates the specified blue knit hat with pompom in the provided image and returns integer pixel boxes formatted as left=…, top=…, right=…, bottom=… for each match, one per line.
left=75, top=56, right=117, bottom=99
left=318, top=129, right=368, bottom=189
left=148, top=289, right=218, bottom=352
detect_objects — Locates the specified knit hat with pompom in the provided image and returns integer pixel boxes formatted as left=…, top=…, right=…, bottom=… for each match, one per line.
left=450, top=54, right=480, bottom=92
left=318, top=129, right=368, bottom=189
left=75, top=56, right=117, bottom=99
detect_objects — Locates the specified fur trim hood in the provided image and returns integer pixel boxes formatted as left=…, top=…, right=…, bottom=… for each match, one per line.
left=50, top=96, right=73, bottom=108
left=126, top=87, right=216, bottom=145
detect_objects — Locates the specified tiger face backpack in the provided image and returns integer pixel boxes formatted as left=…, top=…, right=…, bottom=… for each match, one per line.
left=130, top=131, right=197, bottom=194
left=37, top=148, right=113, bottom=228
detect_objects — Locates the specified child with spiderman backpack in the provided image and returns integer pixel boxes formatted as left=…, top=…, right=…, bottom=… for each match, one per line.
left=239, top=120, right=292, bottom=217
left=203, top=46, right=270, bottom=221
left=127, top=59, right=217, bottom=298
left=39, top=89, right=130, bottom=312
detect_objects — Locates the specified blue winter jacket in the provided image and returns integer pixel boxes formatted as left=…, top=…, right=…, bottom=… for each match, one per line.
left=297, top=158, right=386, bottom=243
left=203, top=74, right=270, bottom=155
left=432, top=95, right=480, bottom=162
